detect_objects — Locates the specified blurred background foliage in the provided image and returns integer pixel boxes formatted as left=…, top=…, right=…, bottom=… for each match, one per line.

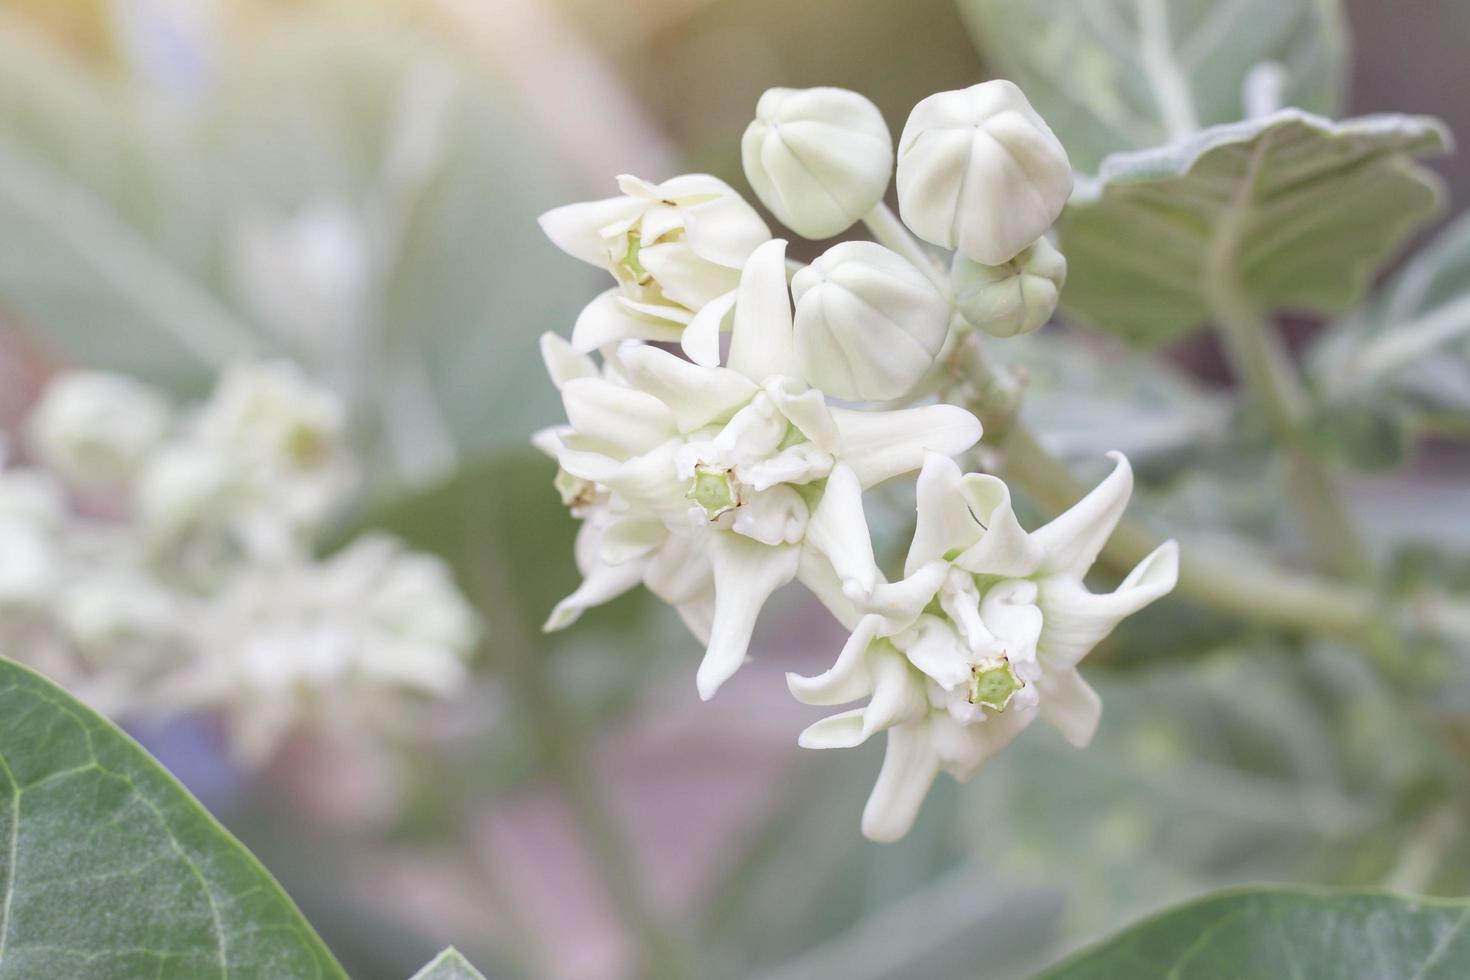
left=0, top=1, right=1468, bottom=978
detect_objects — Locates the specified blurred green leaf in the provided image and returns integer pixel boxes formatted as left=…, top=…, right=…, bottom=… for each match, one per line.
left=411, top=948, right=488, bottom=980
left=1038, top=887, right=1470, bottom=979
left=958, top=0, right=1348, bottom=173
left=0, top=20, right=259, bottom=390
left=1311, top=209, right=1470, bottom=455
left=0, top=656, right=346, bottom=978
left=1058, top=110, right=1449, bottom=345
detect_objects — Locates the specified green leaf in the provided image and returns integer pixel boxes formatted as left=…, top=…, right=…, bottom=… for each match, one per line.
left=0, top=657, right=346, bottom=979
left=1311, top=208, right=1470, bottom=448
left=1038, top=887, right=1470, bottom=978
left=1058, top=110, right=1450, bottom=345
left=410, top=947, right=487, bottom=980
left=958, top=0, right=1348, bottom=173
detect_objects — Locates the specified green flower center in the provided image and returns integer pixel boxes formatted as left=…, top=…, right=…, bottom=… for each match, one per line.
left=969, top=656, right=1023, bottom=711
left=554, top=468, right=596, bottom=510
left=688, top=465, right=740, bottom=519
left=620, top=231, right=649, bottom=283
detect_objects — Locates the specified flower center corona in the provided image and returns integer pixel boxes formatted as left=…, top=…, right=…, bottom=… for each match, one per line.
left=969, top=655, right=1023, bottom=711
left=688, top=464, right=740, bottom=519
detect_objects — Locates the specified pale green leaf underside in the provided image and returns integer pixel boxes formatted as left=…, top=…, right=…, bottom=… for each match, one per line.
left=1058, top=109, right=1450, bottom=345
left=1313, top=208, right=1470, bottom=429
left=1039, top=887, right=1470, bottom=978
left=0, top=657, right=346, bottom=979
left=410, top=947, right=489, bottom=980
left=959, top=0, right=1347, bottom=173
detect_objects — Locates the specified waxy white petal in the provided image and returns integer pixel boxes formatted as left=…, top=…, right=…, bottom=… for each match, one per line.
left=1036, top=668, right=1102, bottom=748
left=727, top=239, right=799, bottom=383
left=861, top=723, right=940, bottom=842
left=1037, top=540, right=1180, bottom=670
left=561, top=378, right=677, bottom=455
left=681, top=289, right=735, bottom=366
left=787, top=613, right=882, bottom=705
left=616, top=343, right=758, bottom=432
left=803, top=463, right=878, bottom=597
left=1031, top=451, right=1133, bottom=579
left=539, top=332, right=598, bottom=390
left=697, top=534, right=798, bottom=700
left=832, top=404, right=981, bottom=488
left=798, top=708, right=870, bottom=749
left=571, top=289, right=684, bottom=353
left=538, top=196, right=644, bottom=266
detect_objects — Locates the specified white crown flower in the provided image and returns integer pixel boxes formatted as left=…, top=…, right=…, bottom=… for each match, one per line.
left=26, top=371, right=173, bottom=489
left=789, top=453, right=1178, bottom=841
left=896, top=80, right=1073, bottom=265
left=791, top=241, right=951, bottom=401
left=741, top=86, right=894, bottom=239
left=538, top=239, right=982, bottom=699
left=539, top=174, right=771, bottom=365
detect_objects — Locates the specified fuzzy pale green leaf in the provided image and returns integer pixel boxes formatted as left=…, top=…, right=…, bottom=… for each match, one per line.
left=1058, top=110, right=1450, bottom=345
left=958, top=0, right=1348, bottom=173
left=409, top=947, right=487, bottom=980
left=1039, top=887, right=1470, bottom=979
left=1311, top=208, right=1470, bottom=456
left=0, top=657, right=346, bottom=979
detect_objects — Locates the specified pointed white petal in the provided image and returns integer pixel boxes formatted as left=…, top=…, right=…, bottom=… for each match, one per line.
left=682, top=189, right=771, bottom=268
left=832, top=404, right=981, bottom=488
left=571, top=289, right=684, bottom=353
left=786, top=613, right=882, bottom=705
left=901, top=615, right=971, bottom=689
left=797, top=707, right=870, bottom=749
left=600, top=517, right=668, bottom=565
left=1031, top=451, right=1133, bottom=579
left=727, top=239, right=798, bottom=383
left=931, top=707, right=1035, bottom=781
left=556, top=441, right=685, bottom=516
left=544, top=556, right=648, bottom=631
left=764, top=378, right=839, bottom=450
left=696, top=535, right=798, bottom=700
left=861, top=723, right=940, bottom=842
left=643, top=531, right=713, bottom=606
left=1037, top=540, right=1179, bottom=670
left=675, top=594, right=715, bottom=645
left=538, top=196, right=642, bottom=266
left=954, top=474, right=1044, bottom=577
left=863, top=560, right=949, bottom=635
left=531, top=426, right=567, bottom=458
left=617, top=342, right=757, bottom=432
left=742, top=443, right=833, bottom=491
left=1036, top=669, right=1102, bottom=748
left=803, top=463, right=878, bottom=597
left=979, top=579, right=1044, bottom=670
left=731, top=485, right=810, bottom=547
left=540, top=332, right=598, bottom=389
left=905, top=453, right=973, bottom=575
left=681, top=289, right=735, bottom=366
left=562, top=377, right=677, bottom=454
left=862, top=646, right=930, bottom=736
left=795, top=546, right=865, bottom=631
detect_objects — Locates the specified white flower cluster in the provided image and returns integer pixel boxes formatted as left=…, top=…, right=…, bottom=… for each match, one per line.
left=1, top=363, right=479, bottom=764
left=536, top=81, right=1178, bottom=840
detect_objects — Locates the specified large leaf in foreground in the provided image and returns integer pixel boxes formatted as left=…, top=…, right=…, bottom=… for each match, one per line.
left=1040, top=887, right=1470, bottom=978
left=959, top=0, right=1347, bottom=172
left=0, top=657, right=346, bottom=979
left=1058, top=110, right=1449, bottom=345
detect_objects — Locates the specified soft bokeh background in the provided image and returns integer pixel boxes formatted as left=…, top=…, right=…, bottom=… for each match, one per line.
left=1, top=1, right=1469, bottom=978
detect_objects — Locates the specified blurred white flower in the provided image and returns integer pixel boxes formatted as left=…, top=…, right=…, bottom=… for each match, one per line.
left=538, top=240, right=981, bottom=698
left=742, top=86, right=894, bottom=239
left=896, top=80, right=1073, bottom=265
left=791, top=241, right=951, bottom=401
left=27, top=371, right=173, bottom=488
left=167, top=533, right=479, bottom=764
left=789, top=453, right=1177, bottom=841
left=0, top=458, right=66, bottom=613
left=539, top=174, right=770, bottom=364
left=952, top=236, right=1067, bottom=338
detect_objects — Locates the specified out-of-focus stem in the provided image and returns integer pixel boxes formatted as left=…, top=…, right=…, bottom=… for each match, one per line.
left=464, top=520, right=696, bottom=980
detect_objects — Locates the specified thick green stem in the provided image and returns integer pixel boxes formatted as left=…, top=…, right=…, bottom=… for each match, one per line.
left=1206, top=279, right=1373, bottom=581
left=464, top=519, right=695, bottom=980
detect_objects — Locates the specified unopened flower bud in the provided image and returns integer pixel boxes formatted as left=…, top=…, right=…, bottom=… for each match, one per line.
left=742, top=87, right=893, bottom=239
left=952, top=237, right=1066, bottom=337
left=896, top=80, right=1072, bottom=265
left=27, top=372, right=172, bottom=488
left=791, top=242, right=949, bottom=401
